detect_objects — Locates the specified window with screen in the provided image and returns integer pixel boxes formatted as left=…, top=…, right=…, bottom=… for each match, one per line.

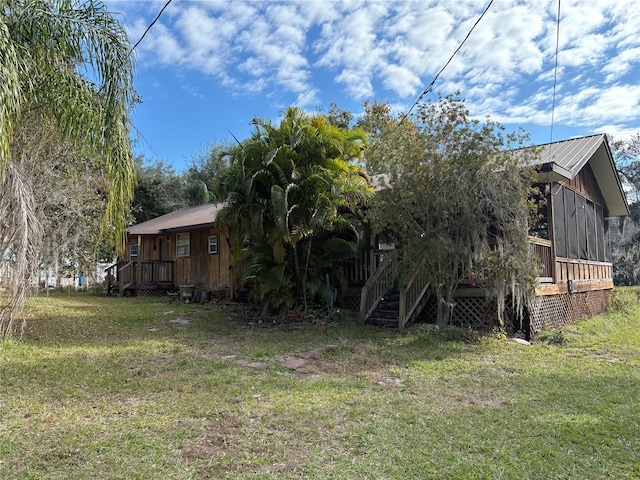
left=176, top=233, right=190, bottom=257
left=208, top=235, right=218, bottom=254
left=552, top=186, right=566, bottom=257
left=553, top=185, right=610, bottom=263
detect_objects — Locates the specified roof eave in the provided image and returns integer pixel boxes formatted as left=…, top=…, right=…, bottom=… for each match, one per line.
left=160, top=222, right=217, bottom=233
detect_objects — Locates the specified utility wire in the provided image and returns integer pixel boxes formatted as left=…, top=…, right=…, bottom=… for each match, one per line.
left=548, top=0, right=561, bottom=155
left=96, top=0, right=173, bottom=96
left=130, top=0, right=173, bottom=54
left=365, top=0, right=494, bottom=159
left=399, top=0, right=495, bottom=124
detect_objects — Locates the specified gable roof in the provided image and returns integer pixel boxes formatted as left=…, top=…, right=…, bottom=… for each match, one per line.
left=128, top=203, right=224, bottom=235
left=521, top=134, right=628, bottom=216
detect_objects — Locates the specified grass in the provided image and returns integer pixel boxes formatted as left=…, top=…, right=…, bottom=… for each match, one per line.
left=1, top=292, right=639, bottom=479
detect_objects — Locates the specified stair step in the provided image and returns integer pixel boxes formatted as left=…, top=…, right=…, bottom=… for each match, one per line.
left=371, top=310, right=398, bottom=320
left=379, top=302, right=399, bottom=309
left=366, top=316, right=399, bottom=327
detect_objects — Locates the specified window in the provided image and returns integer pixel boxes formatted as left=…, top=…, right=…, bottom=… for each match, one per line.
left=553, top=185, right=609, bottom=262
left=208, top=235, right=218, bottom=254
left=176, top=233, right=190, bottom=257
left=377, top=233, right=395, bottom=251
left=129, top=244, right=138, bottom=260
left=529, top=187, right=549, bottom=240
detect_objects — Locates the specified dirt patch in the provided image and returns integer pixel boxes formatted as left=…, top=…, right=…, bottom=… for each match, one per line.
left=169, top=317, right=190, bottom=327
left=273, top=346, right=328, bottom=371
left=184, top=412, right=243, bottom=462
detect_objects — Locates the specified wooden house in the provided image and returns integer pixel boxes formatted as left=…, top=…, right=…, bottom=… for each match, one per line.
left=111, top=134, right=627, bottom=336
left=359, top=134, right=629, bottom=335
left=107, top=203, right=232, bottom=299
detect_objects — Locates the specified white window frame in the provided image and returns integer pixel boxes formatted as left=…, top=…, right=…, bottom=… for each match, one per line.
left=129, top=244, right=138, bottom=260
left=208, top=234, right=218, bottom=254
left=176, top=233, right=190, bottom=257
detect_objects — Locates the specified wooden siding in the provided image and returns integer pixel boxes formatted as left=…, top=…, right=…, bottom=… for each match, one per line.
left=173, top=227, right=231, bottom=289
left=125, top=226, right=231, bottom=291
left=536, top=258, right=613, bottom=296
left=562, top=163, right=607, bottom=207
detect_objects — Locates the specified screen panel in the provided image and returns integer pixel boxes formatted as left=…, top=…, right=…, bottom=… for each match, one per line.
left=552, top=186, right=566, bottom=258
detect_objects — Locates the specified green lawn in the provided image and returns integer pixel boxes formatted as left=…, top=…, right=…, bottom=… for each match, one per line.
left=1, top=292, right=639, bottom=479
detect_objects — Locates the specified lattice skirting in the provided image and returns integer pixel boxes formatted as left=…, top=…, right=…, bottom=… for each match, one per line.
left=421, top=289, right=611, bottom=336
left=133, top=288, right=169, bottom=297
left=528, top=290, right=611, bottom=335
left=339, top=293, right=362, bottom=311
left=421, top=296, right=512, bottom=330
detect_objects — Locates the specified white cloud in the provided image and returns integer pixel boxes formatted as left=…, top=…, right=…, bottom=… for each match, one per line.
left=110, top=0, right=640, bottom=139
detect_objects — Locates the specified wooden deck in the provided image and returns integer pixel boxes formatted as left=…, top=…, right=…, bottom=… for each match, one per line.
left=106, top=260, right=175, bottom=295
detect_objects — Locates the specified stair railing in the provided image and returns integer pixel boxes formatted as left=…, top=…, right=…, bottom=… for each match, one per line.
left=359, top=256, right=394, bottom=323
left=398, top=266, right=430, bottom=330
left=105, top=263, right=118, bottom=295
left=117, top=261, right=136, bottom=294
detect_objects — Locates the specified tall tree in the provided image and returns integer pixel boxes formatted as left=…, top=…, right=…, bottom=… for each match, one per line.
left=610, top=132, right=640, bottom=283
left=0, top=0, right=136, bottom=339
left=218, top=107, right=372, bottom=312
left=185, top=142, right=232, bottom=204
left=364, top=96, right=539, bottom=328
left=12, top=115, right=110, bottom=287
left=132, top=157, right=188, bottom=224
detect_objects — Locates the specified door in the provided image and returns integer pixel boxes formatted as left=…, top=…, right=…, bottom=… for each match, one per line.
left=159, top=238, right=168, bottom=261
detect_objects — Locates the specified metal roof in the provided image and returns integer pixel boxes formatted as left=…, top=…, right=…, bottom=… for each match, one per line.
left=519, top=134, right=628, bottom=216
left=128, top=203, right=225, bottom=235
left=127, top=135, right=628, bottom=237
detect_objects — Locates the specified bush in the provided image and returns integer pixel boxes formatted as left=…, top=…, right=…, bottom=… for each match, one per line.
left=611, top=289, right=638, bottom=313
left=88, top=283, right=106, bottom=296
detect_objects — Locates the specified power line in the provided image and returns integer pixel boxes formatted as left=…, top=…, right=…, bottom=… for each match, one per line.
left=96, top=0, right=173, bottom=96
left=548, top=0, right=561, bottom=150
left=130, top=0, right=173, bottom=53
left=399, top=0, right=495, bottom=124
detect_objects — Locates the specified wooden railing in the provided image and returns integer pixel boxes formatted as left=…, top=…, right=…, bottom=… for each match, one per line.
left=114, top=260, right=174, bottom=293
left=359, top=256, right=431, bottom=329
left=529, top=236, right=553, bottom=283
left=346, top=250, right=386, bottom=285
left=118, top=260, right=135, bottom=285
left=398, top=267, right=430, bottom=331
left=105, top=263, right=118, bottom=295
left=359, top=257, right=395, bottom=323
left=138, top=260, right=174, bottom=283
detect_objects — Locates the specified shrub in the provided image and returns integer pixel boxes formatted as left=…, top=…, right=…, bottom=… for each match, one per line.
left=611, top=289, right=638, bottom=313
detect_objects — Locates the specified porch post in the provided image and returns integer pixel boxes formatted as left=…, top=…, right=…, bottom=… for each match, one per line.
left=548, top=184, right=558, bottom=284
left=137, top=234, right=142, bottom=288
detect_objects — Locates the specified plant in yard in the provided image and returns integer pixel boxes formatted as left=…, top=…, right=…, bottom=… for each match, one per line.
left=609, top=132, right=640, bottom=284
left=0, top=0, right=136, bottom=340
left=611, top=288, right=638, bottom=313
left=362, top=95, right=540, bottom=328
left=218, top=107, right=373, bottom=313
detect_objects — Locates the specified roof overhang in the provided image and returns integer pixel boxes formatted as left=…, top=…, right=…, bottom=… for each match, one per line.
left=127, top=203, right=224, bottom=236
left=531, top=135, right=629, bottom=217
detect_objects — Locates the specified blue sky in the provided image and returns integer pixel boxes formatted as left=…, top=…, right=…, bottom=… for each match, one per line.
left=105, top=0, right=640, bottom=172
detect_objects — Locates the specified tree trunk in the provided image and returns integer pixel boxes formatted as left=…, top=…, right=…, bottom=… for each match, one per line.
left=436, top=282, right=456, bottom=327
left=302, top=237, right=313, bottom=312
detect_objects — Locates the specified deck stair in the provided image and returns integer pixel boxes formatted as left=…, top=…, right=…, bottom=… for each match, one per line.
left=359, top=257, right=431, bottom=330
left=366, top=288, right=401, bottom=327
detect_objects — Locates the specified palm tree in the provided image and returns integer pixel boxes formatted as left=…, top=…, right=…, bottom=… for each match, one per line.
left=0, top=0, right=136, bottom=340
left=218, top=107, right=372, bottom=312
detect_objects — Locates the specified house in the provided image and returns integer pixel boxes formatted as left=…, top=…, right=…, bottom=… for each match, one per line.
left=107, top=203, right=232, bottom=299
left=359, top=134, right=629, bottom=335
left=522, top=134, right=628, bottom=334
left=112, top=134, right=627, bottom=336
